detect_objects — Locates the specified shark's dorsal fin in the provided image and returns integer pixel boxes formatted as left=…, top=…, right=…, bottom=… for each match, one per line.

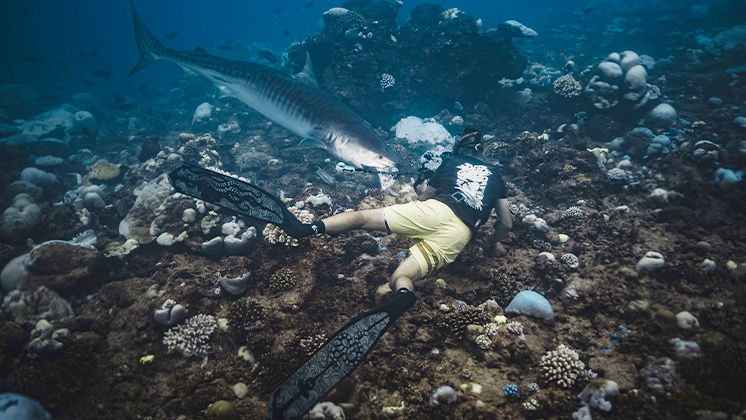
left=294, top=53, right=319, bottom=88
left=193, top=46, right=210, bottom=54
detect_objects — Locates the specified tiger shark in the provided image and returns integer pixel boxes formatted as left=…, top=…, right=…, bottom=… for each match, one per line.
left=128, top=2, right=399, bottom=176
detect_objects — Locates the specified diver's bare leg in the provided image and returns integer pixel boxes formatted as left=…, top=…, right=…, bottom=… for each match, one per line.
left=321, top=209, right=387, bottom=235
left=389, top=256, right=422, bottom=293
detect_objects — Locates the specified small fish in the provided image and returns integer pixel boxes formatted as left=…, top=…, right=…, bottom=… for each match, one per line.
left=283, top=29, right=290, bottom=37
left=303, top=1, right=314, bottom=10
left=91, top=69, right=112, bottom=78
left=112, top=95, right=126, bottom=105
left=58, top=86, right=65, bottom=91
left=139, top=84, right=147, bottom=92
left=90, top=50, right=98, bottom=57
left=575, top=111, right=588, bottom=120
left=22, top=56, right=42, bottom=63
left=79, top=49, right=87, bottom=58
left=583, top=7, right=593, bottom=13
left=274, top=6, right=285, bottom=17
left=668, top=127, right=679, bottom=138
left=539, top=75, right=551, bottom=86
left=118, top=104, right=137, bottom=111
left=165, top=32, right=179, bottom=39
left=258, top=50, right=277, bottom=64
left=58, top=61, right=69, bottom=70
left=454, top=101, right=463, bottom=111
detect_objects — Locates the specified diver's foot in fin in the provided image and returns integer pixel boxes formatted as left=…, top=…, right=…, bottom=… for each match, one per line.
left=268, top=286, right=415, bottom=419
left=279, top=209, right=325, bottom=238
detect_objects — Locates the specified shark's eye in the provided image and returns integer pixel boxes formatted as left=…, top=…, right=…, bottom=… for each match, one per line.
left=378, top=155, right=383, bottom=159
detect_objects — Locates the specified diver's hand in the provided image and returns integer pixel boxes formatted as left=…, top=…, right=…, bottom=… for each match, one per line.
left=483, top=240, right=507, bottom=257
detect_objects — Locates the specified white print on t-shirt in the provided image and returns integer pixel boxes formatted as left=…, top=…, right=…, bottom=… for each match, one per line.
left=455, top=162, right=492, bottom=211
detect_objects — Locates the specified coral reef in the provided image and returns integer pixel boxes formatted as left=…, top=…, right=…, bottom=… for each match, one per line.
left=0, top=1, right=745, bottom=418
left=269, top=268, right=296, bottom=291
left=263, top=207, right=313, bottom=247
left=552, top=74, right=582, bottom=98
left=163, top=314, right=218, bottom=358
left=540, top=344, right=585, bottom=388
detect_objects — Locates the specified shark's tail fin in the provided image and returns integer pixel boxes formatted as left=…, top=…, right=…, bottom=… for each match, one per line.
left=128, top=1, right=166, bottom=77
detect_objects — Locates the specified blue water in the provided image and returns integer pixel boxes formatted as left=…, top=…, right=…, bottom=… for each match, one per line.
left=0, top=0, right=746, bottom=98
left=0, top=0, right=602, bottom=98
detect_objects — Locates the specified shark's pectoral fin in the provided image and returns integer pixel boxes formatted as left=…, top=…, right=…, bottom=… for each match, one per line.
left=293, top=137, right=328, bottom=150
left=216, top=85, right=234, bottom=98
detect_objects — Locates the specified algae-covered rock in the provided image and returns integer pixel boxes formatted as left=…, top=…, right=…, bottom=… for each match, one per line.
left=82, top=162, right=122, bottom=186
left=206, top=400, right=240, bottom=420
left=19, top=242, right=108, bottom=297
left=118, top=174, right=173, bottom=244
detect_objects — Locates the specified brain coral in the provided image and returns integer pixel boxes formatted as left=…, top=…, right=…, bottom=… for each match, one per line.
left=269, top=268, right=296, bottom=291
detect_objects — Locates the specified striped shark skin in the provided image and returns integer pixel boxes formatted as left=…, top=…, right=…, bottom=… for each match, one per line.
left=128, top=1, right=399, bottom=174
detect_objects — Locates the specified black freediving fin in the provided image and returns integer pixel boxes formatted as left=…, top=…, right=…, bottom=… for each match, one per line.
left=268, top=288, right=417, bottom=419
left=169, top=162, right=291, bottom=226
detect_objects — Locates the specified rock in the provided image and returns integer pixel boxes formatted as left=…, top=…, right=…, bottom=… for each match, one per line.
left=218, top=272, right=251, bottom=295
left=193, top=102, right=213, bottom=123
left=182, top=208, right=197, bottom=223
left=675, top=311, right=699, bottom=329
left=499, top=20, right=538, bottom=37
left=154, top=303, right=187, bottom=327
left=224, top=227, right=257, bottom=255
left=522, top=214, right=549, bottom=233
left=619, top=50, right=641, bottom=72
left=206, top=400, right=239, bottom=420
left=578, top=379, right=619, bottom=413
left=636, top=251, right=665, bottom=272
left=505, top=290, right=553, bottom=320
left=20, top=109, right=74, bottom=139
left=19, top=242, right=108, bottom=298
left=6, top=181, right=43, bottom=201
left=700, top=259, right=717, bottom=272
left=693, top=241, right=712, bottom=255
left=0, top=393, right=50, bottom=420
left=71, top=111, right=97, bottom=135
left=20, top=167, right=58, bottom=185
left=201, top=236, right=224, bottom=256
left=0, top=194, right=42, bottom=243
left=429, top=386, right=458, bottom=408
left=233, top=382, right=249, bottom=400
left=309, top=401, right=346, bottom=420
left=118, top=174, right=173, bottom=244
left=408, top=3, right=444, bottom=29
left=626, top=299, right=651, bottom=318
left=84, top=192, right=106, bottom=209
left=597, top=62, right=623, bottom=80
left=647, top=103, right=677, bottom=128
left=1, top=254, right=28, bottom=293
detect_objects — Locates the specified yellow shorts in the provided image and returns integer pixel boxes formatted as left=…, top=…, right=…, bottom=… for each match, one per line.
left=384, top=199, right=472, bottom=277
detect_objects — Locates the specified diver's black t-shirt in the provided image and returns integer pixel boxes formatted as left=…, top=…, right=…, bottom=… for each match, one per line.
left=428, top=155, right=507, bottom=231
